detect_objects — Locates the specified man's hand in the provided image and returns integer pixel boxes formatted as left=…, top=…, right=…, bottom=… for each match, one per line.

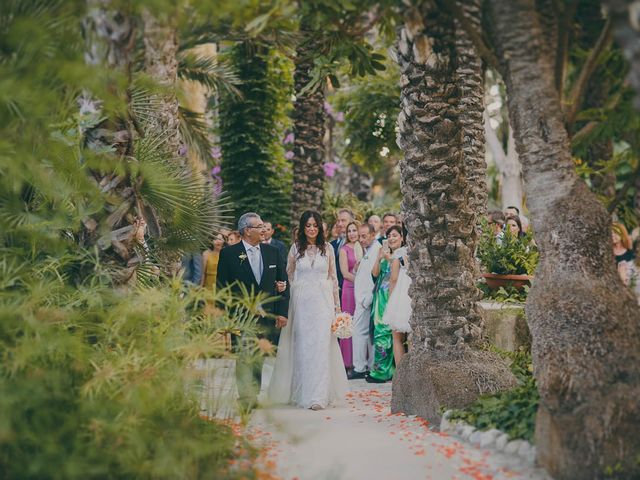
left=276, top=315, right=288, bottom=328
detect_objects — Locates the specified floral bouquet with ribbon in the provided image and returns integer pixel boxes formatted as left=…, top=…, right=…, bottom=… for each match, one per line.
left=331, top=312, right=353, bottom=339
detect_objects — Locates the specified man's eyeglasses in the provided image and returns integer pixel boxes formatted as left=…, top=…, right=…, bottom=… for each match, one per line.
left=248, top=224, right=265, bottom=230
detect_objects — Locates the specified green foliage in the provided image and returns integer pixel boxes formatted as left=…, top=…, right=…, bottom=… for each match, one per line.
left=218, top=42, right=293, bottom=226
left=477, top=222, right=539, bottom=275
left=0, top=2, right=263, bottom=477
left=332, top=65, right=401, bottom=172
left=448, top=348, right=539, bottom=443
left=479, top=283, right=529, bottom=303
left=322, top=191, right=397, bottom=228
left=0, top=252, right=265, bottom=478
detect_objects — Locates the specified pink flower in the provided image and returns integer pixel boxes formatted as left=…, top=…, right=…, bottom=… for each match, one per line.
left=323, top=101, right=334, bottom=115
left=210, top=146, right=222, bottom=159
left=283, top=133, right=295, bottom=144
left=323, top=162, right=340, bottom=177
left=335, top=111, right=345, bottom=122
left=285, top=151, right=294, bottom=160
left=211, top=166, right=221, bottom=175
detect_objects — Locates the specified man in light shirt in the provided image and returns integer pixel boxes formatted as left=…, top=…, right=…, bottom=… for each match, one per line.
left=350, top=223, right=381, bottom=379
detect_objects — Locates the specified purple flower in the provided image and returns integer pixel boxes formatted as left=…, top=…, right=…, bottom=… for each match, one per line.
left=211, top=166, right=221, bottom=175
left=285, top=151, right=294, bottom=160
left=335, top=111, right=345, bottom=122
left=178, top=145, right=188, bottom=156
left=283, top=133, right=295, bottom=144
left=210, top=146, right=222, bottom=159
left=323, top=161, right=340, bottom=177
left=323, top=101, right=334, bottom=115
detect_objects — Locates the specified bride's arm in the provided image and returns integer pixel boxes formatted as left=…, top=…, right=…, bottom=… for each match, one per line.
left=287, top=243, right=297, bottom=282
left=327, top=244, right=341, bottom=313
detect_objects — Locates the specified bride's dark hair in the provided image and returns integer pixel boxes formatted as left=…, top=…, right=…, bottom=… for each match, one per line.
left=296, top=210, right=326, bottom=258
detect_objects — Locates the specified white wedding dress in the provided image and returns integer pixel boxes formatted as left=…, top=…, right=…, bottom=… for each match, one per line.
left=268, top=243, right=348, bottom=409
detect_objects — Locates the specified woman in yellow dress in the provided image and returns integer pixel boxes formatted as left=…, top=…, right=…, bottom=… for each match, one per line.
left=201, top=233, right=227, bottom=289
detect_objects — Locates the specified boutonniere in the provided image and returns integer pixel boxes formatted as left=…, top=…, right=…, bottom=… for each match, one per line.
left=239, top=253, right=247, bottom=264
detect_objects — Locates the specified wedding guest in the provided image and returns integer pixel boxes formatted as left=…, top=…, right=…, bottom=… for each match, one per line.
left=505, top=215, right=525, bottom=239
left=338, top=221, right=363, bottom=373
left=487, top=210, right=505, bottom=236
left=367, top=214, right=382, bottom=239
left=329, top=223, right=340, bottom=242
left=227, top=230, right=241, bottom=245
left=181, top=251, right=202, bottom=286
left=201, top=233, right=227, bottom=290
left=330, top=208, right=355, bottom=295
left=377, top=213, right=398, bottom=244
left=383, top=225, right=411, bottom=365
left=504, top=205, right=530, bottom=232
left=612, top=222, right=640, bottom=302
left=367, top=225, right=404, bottom=383
left=263, top=221, right=287, bottom=259
left=351, top=223, right=380, bottom=379
left=382, top=213, right=397, bottom=232
left=488, top=210, right=506, bottom=245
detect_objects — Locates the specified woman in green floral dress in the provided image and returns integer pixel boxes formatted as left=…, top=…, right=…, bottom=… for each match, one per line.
left=366, top=226, right=404, bottom=383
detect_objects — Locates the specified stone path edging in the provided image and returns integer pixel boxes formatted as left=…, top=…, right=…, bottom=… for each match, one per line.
left=440, top=409, right=537, bottom=465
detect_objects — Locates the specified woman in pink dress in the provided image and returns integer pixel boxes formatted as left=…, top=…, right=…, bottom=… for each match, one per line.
left=339, top=221, right=363, bottom=372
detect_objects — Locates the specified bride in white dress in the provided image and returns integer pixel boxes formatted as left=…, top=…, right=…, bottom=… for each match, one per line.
left=268, top=210, right=348, bottom=410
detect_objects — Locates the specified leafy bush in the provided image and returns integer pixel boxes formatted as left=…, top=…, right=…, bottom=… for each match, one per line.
left=478, top=283, right=529, bottom=303
left=477, top=222, right=539, bottom=275
left=447, top=348, right=539, bottom=443
left=0, top=254, right=268, bottom=478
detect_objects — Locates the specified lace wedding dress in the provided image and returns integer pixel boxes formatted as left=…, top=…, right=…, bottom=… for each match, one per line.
left=268, top=243, right=348, bottom=409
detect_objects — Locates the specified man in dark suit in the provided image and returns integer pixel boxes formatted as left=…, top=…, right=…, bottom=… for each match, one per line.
left=217, top=213, right=289, bottom=343
left=217, top=212, right=289, bottom=409
left=262, top=221, right=287, bottom=261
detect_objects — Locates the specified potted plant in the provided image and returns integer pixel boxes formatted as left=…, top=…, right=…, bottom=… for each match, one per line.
left=477, top=222, right=538, bottom=291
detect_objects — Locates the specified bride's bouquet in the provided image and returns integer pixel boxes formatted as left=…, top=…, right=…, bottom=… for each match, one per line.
left=331, top=312, right=353, bottom=339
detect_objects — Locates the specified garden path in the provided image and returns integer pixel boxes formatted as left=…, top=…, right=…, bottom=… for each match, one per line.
left=249, top=380, right=551, bottom=480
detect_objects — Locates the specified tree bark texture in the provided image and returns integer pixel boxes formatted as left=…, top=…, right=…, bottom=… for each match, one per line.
left=485, top=115, right=523, bottom=210
left=81, top=1, right=139, bottom=265
left=487, top=1, right=640, bottom=478
left=290, top=32, right=327, bottom=226
left=142, top=10, right=182, bottom=158
left=605, top=0, right=640, bottom=109
left=391, top=1, right=516, bottom=425
left=456, top=0, right=487, bottom=218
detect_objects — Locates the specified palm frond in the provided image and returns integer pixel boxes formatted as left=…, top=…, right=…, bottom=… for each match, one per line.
left=177, top=53, right=242, bottom=98
left=129, top=87, right=165, bottom=128
left=133, top=132, right=233, bottom=252
left=177, top=106, right=213, bottom=166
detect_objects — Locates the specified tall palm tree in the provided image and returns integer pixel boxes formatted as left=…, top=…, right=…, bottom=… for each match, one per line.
left=290, top=26, right=327, bottom=226
left=391, top=1, right=515, bottom=423
left=485, top=0, right=640, bottom=477
left=82, top=3, right=227, bottom=282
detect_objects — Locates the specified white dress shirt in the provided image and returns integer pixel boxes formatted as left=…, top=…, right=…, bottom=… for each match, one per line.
left=242, top=240, right=263, bottom=283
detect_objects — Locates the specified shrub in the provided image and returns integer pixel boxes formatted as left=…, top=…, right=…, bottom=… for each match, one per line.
left=447, top=348, right=539, bottom=443
left=477, top=222, right=539, bottom=275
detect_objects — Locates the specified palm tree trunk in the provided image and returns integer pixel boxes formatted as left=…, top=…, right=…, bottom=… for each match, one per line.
left=456, top=0, right=487, bottom=219
left=141, top=9, right=182, bottom=158
left=290, top=31, right=326, bottom=226
left=487, top=1, right=640, bottom=477
left=391, top=1, right=516, bottom=424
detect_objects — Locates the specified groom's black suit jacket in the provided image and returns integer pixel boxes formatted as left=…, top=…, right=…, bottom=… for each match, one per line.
left=216, top=241, right=289, bottom=342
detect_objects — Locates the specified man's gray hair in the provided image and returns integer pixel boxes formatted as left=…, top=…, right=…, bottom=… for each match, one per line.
left=361, top=222, right=376, bottom=234
left=238, top=212, right=261, bottom=235
left=337, top=208, right=355, bottom=220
